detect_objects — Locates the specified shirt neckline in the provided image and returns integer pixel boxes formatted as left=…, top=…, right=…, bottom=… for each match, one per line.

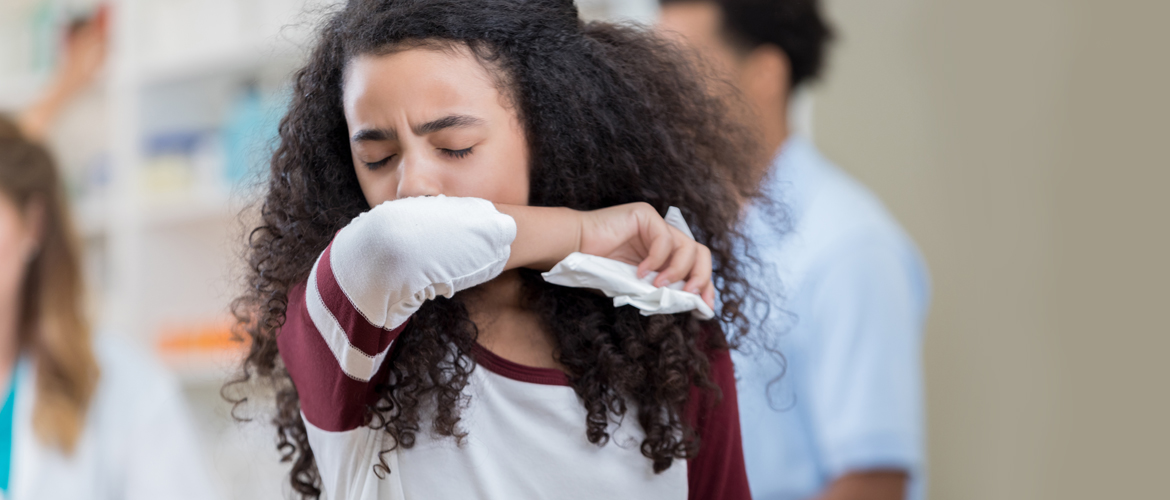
left=471, top=343, right=571, bottom=387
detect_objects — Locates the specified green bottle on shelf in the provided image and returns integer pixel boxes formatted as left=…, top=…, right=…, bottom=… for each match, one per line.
left=221, top=82, right=284, bottom=187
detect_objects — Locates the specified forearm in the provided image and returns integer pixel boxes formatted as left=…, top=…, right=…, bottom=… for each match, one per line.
left=16, top=81, right=74, bottom=143
left=816, top=471, right=908, bottom=500
left=282, top=198, right=578, bottom=427
left=20, top=7, right=109, bottom=143
left=494, top=203, right=581, bottom=271
left=323, top=197, right=700, bottom=328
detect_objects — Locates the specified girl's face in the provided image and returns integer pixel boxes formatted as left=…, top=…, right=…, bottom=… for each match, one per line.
left=343, top=46, right=531, bottom=207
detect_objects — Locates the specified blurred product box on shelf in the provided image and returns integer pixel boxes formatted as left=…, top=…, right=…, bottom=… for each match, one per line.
left=222, top=83, right=285, bottom=186
left=139, top=82, right=286, bottom=198
left=156, top=318, right=249, bottom=384
left=142, top=129, right=221, bottom=194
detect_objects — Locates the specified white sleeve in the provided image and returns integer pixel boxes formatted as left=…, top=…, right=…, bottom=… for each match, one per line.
left=326, top=195, right=517, bottom=331
left=304, top=420, right=407, bottom=500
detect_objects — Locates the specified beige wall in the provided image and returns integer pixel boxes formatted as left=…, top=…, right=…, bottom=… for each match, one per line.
left=810, top=0, right=1170, bottom=498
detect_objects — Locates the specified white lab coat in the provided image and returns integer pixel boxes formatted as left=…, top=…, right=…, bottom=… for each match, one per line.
left=5, top=335, right=218, bottom=500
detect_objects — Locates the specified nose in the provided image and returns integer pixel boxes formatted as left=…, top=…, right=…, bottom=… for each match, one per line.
left=395, top=152, right=443, bottom=199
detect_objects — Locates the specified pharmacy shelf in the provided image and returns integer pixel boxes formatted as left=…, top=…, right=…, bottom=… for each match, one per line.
left=139, top=189, right=251, bottom=227
left=73, top=187, right=254, bottom=238
left=162, top=350, right=246, bottom=386
left=73, top=195, right=111, bottom=238
left=139, top=40, right=308, bottom=88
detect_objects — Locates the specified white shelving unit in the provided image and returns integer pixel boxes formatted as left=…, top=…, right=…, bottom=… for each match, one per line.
left=95, top=0, right=322, bottom=346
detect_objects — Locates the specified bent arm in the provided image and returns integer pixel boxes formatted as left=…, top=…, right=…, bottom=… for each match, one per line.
left=332, top=198, right=588, bottom=334
left=280, top=196, right=714, bottom=429
left=281, top=197, right=591, bottom=427
left=280, top=196, right=520, bottom=427
left=277, top=196, right=714, bottom=499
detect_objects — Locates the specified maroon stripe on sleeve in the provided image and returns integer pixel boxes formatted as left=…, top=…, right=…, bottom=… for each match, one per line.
left=685, top=329, right=752, bottom=500
left=316, top=241, right=401, bottom=355
left=279, top=281, right=393, bottom=432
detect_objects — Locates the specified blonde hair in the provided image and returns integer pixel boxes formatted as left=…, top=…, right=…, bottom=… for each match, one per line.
left=0, top=117, right=99, bottom=453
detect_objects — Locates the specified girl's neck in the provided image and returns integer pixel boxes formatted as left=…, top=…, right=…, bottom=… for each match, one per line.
left=464, top=270, right=564, bottom=371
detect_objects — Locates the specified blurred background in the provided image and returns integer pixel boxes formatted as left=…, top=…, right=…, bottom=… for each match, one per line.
left=0, top=0, right=1166, bottom=498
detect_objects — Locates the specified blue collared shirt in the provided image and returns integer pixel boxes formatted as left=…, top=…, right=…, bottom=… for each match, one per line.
left=734, top=136, right=930, bottom=500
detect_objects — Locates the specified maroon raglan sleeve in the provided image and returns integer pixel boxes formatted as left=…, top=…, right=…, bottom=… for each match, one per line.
left=278, top=271, right=407, bottom=432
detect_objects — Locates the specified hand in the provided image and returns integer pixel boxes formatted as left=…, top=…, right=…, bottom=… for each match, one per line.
left=496, top=201, right=716, bottom=309
left=17, top=5, right=109, bottom=142
left=578, top=202, right=715, bottom=307
left=56, top=5, right=110, bottom=95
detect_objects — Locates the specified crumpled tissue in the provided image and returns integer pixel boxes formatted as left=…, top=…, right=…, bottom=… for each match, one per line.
left=541, top=207, right=714, bottom=319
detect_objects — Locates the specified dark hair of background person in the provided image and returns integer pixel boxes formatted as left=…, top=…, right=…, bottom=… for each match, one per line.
left=660, top=0, right=834, bottom=88
left=0, top=116, right=99, bottom=454
left=225, top=0, right=763, bottom=496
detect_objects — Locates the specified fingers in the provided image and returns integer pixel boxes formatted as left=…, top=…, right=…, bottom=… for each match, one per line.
left=654, top=228, right=697, bottom=287
left=637, top=209, right=674, bottom=278
left=682, top=243, right=712, bottom=294
left=616, top=204, right=715, bottom=310
left=677, top=237, right=716, bottom=311
left=634, top=208, right=714, bottom=304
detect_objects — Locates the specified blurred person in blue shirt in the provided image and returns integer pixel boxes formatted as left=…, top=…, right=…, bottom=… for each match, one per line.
left=659, top=1, right=931, bottom=499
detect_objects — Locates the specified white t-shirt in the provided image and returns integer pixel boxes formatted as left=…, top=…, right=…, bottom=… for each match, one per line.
left=277, top=196, right=748, bottom=500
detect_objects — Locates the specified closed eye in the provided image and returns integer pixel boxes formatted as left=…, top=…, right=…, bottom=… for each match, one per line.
left=365, top=155, right=396, bottom=170
left=440, top=147, right=473, bottom=159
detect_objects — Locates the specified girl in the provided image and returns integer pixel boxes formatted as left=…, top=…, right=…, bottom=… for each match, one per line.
left=232, top=0, right=761, bottom=498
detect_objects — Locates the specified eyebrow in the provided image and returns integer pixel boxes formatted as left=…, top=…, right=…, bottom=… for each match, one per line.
left=350, top=114, right=485, bottom=142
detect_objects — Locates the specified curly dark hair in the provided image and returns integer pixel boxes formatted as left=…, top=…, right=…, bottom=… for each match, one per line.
left=228, top=0, right=763, bottom=497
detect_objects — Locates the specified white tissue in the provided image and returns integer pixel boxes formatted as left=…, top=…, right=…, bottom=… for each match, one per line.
left=663, top=206, right=695, bottom=240
left=540, top=206, right=714, bottom=320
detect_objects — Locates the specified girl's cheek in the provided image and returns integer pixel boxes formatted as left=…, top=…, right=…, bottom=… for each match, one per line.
left=355, top=170, right=395, bottom=206
left=0, top=215, right=31, bottom=308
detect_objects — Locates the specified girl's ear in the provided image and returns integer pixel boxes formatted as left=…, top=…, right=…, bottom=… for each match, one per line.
left=21, top=195, right=46, bottom=262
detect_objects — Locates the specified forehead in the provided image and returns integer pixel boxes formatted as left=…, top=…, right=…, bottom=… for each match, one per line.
left=342, top=46, right=505, bottom=123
